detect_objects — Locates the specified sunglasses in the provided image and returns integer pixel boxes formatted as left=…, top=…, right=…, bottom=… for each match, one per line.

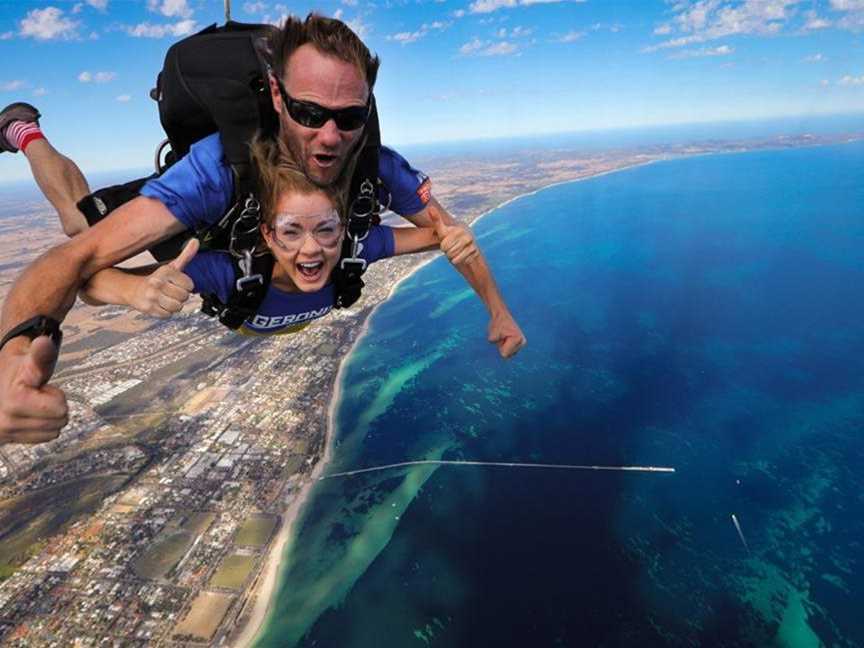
left=275, top=76, right=369, bottom=131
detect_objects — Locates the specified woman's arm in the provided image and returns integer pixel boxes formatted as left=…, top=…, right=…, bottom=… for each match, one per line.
left=80, top=239, right=199, bottom=318
left=392, top=214, right=480, bottom=266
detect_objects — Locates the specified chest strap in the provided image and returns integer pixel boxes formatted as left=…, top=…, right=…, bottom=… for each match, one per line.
left=201, top=251, right=275, bottom=329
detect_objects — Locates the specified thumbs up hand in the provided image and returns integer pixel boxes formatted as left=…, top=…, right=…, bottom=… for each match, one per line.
left=0, top=334, right=68, bottom=444
left=133, top=238, right=199, bottom=318
left=430, top=211, right=480, bottom=267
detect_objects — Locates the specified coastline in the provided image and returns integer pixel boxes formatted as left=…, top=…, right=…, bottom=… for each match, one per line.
left=230, top=157, right=661, bottom=648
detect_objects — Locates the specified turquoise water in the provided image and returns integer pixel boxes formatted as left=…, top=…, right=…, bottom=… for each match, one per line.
left=256, top=142, right=864, bottom=647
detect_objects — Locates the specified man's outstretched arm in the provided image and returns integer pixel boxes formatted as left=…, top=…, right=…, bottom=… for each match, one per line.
left=0, top=196, right=186, bottom=441
left=404, top=196, right=527, bottom=359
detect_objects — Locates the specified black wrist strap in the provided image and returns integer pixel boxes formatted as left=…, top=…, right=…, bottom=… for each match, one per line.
left=0, top=316, right=63, bottom=352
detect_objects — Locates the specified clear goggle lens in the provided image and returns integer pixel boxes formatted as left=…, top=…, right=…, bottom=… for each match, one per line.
left=272, top=210, right=343, bottom=249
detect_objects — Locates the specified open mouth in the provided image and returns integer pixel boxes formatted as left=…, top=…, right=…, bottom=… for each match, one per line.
left=313, top=153, right=338, bottom=167
left=297, top=261, right=325, bottom=281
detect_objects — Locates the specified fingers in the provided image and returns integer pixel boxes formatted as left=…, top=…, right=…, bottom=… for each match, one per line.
left=440, top=226, right=479, bottom=266
left=498, top=334, right=526, bottom=359
left=7, top=384, right=68, bottom=420
left=450, top=246, right=480, bottom=266
left=0, top=426, right=62, bottom=445
left=158, top=276, right=194, bottom=301
left=17, top=335, right=59, bottom=389
left=0, top=371, right=68, bottom=443
left=156, top=293, right=189, bottom=315
left=169, top=238, right=199, bottom=272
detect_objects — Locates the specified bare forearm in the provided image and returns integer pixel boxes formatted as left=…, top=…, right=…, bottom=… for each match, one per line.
left=81, top=267, right=152, bottom=308
left=0, top=243, right=85, bottom=336
left=456, top=252, right=508, bottom=316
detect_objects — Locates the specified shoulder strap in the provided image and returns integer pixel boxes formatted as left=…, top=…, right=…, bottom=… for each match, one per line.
left=201, top=252, right=275, bottom=330
left=333, top=95, right=382, bottom=309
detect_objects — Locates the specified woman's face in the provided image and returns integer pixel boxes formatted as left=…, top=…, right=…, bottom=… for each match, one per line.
left=261, top=190, right=344, bottom=292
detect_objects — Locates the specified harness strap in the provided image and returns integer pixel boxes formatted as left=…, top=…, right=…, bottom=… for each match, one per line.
left=333, top=95, right=382, bottom=309
left=201, top=252, right=275, bottom=330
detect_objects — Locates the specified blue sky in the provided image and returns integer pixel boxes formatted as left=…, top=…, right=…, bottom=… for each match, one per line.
left=1, top=0, right=863, bottom=181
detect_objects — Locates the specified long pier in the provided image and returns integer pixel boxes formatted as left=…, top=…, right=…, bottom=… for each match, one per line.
left=321, top=460, right=676, bottom=480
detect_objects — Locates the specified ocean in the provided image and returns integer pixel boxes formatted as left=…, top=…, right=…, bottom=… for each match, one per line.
left=254, top=141, right=864, bottom=647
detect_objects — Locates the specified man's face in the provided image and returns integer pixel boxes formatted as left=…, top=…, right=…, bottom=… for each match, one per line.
left=271, top=44, right=369, bottom=187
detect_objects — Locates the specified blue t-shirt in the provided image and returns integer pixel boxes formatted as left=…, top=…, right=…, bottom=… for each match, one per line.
left=184, top=225, right=395, bottom=336
left=140, top=134, right=431, bottom=232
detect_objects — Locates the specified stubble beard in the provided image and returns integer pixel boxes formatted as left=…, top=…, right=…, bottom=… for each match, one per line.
left=280, top=121, right=344, bottom=189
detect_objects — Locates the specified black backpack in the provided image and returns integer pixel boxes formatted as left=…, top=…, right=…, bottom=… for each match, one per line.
left=77, top=21, right=382, bottom=329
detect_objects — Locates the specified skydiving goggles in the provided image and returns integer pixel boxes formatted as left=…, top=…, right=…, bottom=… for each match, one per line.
left=274, top=74, right=370, bottom=131
left=269, top=209, right=344, bottom=250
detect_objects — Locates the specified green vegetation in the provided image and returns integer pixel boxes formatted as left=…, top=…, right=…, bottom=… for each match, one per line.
left=235, top=514, right=278, bottom=547
left=209, top=553, right=257, bottom=590
left=0, top=475, right=130, bottom=582
left=134, top=530, right=193, bottom=580
left=134, top=511, right=215, bottom=580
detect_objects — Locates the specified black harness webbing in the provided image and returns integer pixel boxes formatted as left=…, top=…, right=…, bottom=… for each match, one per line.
left=333, top=95, right=383, bottom=309
left=200, top=251, right=275, bottom=329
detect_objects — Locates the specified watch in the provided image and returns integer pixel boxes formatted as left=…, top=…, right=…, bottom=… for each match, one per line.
left=0, top=316, right=63, bottom=352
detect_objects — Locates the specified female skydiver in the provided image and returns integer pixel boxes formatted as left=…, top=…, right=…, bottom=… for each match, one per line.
left=74, top=136, right=480, bottom=335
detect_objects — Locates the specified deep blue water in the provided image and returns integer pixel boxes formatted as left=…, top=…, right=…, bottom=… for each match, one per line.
left=256, top=142, right=864, bottom=647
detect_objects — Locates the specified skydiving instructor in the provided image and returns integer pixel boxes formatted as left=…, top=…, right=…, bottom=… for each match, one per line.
left=0, top=14, right=526, bottom=443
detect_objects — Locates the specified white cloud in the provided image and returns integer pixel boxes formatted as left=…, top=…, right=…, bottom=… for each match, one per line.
left=654, top=23, right=673, bottom=35
left=345, top=16, right=370, bottom=39
left=458, top=37, right=519, bottom=56
left=669, top=44, right=735, bottom=59
left=470, top=0, right=584, bottom=10
left=342, top=0, right=359, bottom=5
left=78, top=70, right=116, bottom=83
left=831, top=0, right=864, bottom=9
left=803, top=53, right=826, bottom=62
left=147, top=0, right=193, bottom=19
left=116, top=94, right=131, bottom=102
left=645, top=0, right=801, bottom=52
left=557, top=29, right=584, bottom=42
left=802, top=10, right=831, bottom=29
left=484, top=41, right=517, bottom=54
left=33, top=87, right=48, bottom=96
left=453, top=9, right=466, bottom=17
left=838, top=74, right=864, bottom=85
left=459, top=37, right=486, bottom=54
left=389, top=30, right=425, bottom=44
left=243, top=1, right=267, bottom=12
left=470, top=0, right=516, bottom=13
left=820, top=79, right=829, bottom=86
left=1, top=80, right=25, bottom=91
left=19, top=7, right=80, bottom=41
left=0, top=31, right=13, bottom=40
left=387, top=19, right=451, bottom=45
left=72, top=3, right=84, bottom=14
left=87, top=0, right=109, bottom=10
left=127, top=20, right=197, bottom=38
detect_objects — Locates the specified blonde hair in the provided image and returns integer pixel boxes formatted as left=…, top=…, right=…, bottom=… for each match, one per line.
left=249, top=134, right=347, bottom=228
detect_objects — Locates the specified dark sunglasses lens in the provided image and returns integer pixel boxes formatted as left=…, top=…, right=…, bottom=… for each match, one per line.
left=288, top=102, right=328, bottom=128
left=333, top=107, right=368, bottom=130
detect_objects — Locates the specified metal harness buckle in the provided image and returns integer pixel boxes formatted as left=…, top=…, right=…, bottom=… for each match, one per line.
left=228, top=195, right=262, bottom=259
left=235, top=249, right=264, bottom=291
